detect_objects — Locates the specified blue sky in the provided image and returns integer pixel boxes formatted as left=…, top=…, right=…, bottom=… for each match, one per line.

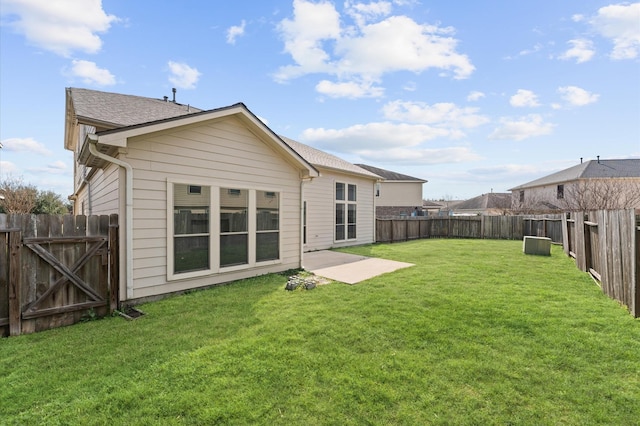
left=1, top=0, right=639, bottom=200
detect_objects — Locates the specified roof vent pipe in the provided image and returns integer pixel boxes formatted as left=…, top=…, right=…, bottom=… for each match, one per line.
left=597, top=155, right=600, bottom=164
left=172, top=87, right=176, bottom=103
left=580, top=157, right=583, bottom=164
left=163, top=96, right=168, bottom=102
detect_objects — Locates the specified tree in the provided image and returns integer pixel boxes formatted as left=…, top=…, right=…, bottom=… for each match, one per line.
left=560, top=179, right=640, bottom=211
left=33, top=190, right=71, bottom=214
left=0, top=176, right=37, bottom=213
left=0, top=177, right=71, bottom=214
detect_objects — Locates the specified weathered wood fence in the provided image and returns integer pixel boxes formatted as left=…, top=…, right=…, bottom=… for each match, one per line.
left=563, top=209, right=638, bottom=317
left=0, top=214, right=119, bottom=336
left=376, top=215, right=563, bottom=243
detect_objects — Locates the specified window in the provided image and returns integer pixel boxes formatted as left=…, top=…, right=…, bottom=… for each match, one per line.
left=173, top=183, right=210, bottom=274
left=519, top=190, right=525, bottom=203
left=303, top=201, right=307, bottom=245
left=336, top=182, right=357, bottom=241
left=168, top=183, right=282, bottom=279
left=256, top=190, right=279, bottom=262
left=557, top=184, right=564, bottom=199
left=220, top=188, right=248, bottom=267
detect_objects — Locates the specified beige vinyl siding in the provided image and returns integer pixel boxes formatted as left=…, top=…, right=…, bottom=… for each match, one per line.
left=304, top=168, right=376, bottom=252
left=118, top=115, right=302, bottom=299
left=377, top=181, right=423, bottom=207
left=74, top=162, right=120, bottom=216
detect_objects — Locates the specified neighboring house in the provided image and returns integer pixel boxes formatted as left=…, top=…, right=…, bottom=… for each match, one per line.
left=354, top=164, right=427, bottom=217
left=422, top=200, right=444, bottom=215
left=64, top=88, right=377, bottom=302
left=452, top=192, right=511, bottom=216
left=509, top=158, right=640, bottom=212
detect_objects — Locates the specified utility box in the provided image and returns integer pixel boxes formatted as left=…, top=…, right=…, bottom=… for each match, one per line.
left=523, top=236, right=551, bottom=256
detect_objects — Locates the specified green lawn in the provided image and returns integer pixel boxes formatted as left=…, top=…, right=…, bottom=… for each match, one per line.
left=1, top=239, right=639, bottom=425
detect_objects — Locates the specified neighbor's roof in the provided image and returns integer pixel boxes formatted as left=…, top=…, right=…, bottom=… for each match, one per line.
left=454, top=193, right=511, bottom=210
left=67, top=87, right=203, bottom=128
left=281, top=137, right=381, bottom=179
left=354, top=164, right=427, bottom=182
left=510, top=158, right=640, bottom=190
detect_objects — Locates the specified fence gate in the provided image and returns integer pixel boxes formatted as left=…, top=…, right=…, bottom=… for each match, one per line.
left=1, top=214, right=119, bottom=336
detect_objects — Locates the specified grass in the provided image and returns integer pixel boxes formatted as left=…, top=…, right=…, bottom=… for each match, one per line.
left=1, top=239, right=639, bottom=425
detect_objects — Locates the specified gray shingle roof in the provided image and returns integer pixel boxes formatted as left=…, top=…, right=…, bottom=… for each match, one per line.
left=510, top=159, right=640, bottom=190
left=281, top=137, right=381, bottom=179
left=68, top=87, right=202, bottom=128
left=455, top=193, right=511, bottom=210
left=354, top=164, right=426, bottom=182
left=68, top=88, right=378, bottom=179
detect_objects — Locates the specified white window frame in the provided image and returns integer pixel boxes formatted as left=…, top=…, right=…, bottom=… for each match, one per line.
left=335, top=181, right=357, bottom=242
left=167, top=179, right=282, bottom=280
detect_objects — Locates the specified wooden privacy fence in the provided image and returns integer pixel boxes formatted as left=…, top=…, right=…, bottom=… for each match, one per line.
left=563, top=209, right=639, bottom=317
left=377, top=215, right=563, bottom=243
left=0, top=214, right=119, bottom=336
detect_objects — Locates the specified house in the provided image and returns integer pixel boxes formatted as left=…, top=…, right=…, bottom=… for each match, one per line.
left=451, top=192, right=511, bottom=216
left=509, top=158, right=640, bottom=212
left=354, top=164, right=427, bottom=217
left=282, top=139, right=380, bottom=252
left=64, top=88, right=378, bottom=302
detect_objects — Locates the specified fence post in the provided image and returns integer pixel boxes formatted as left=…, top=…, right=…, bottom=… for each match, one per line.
left=8, top=230, right=22, bottom=336
left=574, top=213, right=587, bottom=272
left=634, top=217, right=639, bottom=318
left=561, top=213, right=569, bottom=255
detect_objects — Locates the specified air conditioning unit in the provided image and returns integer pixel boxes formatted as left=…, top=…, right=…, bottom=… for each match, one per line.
left=523, top=236, right=551, bottom=256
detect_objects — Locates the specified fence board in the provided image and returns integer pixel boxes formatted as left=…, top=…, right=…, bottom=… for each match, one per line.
left=564, top=209, right=638, bottom=317
left=1, top=214, right=119, bottom=336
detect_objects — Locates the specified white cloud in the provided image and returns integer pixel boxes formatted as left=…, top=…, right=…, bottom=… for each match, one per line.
left=275, top=0, right=474, bottom=98
left=316, top=79, right=384, bottom=98
left=590, top=2, right=640, bottom=59
left=557, top=86, right=599, bottom=106
left=510, top=89, right=540, bottom=108
left=467, top=91, right=485, bottom=102
left=1, top=137, right=52, bottom=156
left=167, top=61, right=201, bottom=89
left=572, top=14, right=585, bottom=23
left=302, top=122, right=451, bottom=151
left=0, top=0, right=118, bottom=57
left=559, top=39, right=595, bottom=63
left=29, top=161, right=70, bottom=175
left=301, top=120, right=480, bottom=166
left=274, top=0, right=342, bottom=81
left=226, top=20, right=246, bottom=44
left=488, top=114, right=555, bottom=141
left=357, top=146, right=481, bottom=164
left=68, top=60, right=116, bottom=86
left=382, top=100, right=489, bottom=129
left=345, top=0, right=392, bottom=26
left=0, top=160, right=19, bottom=175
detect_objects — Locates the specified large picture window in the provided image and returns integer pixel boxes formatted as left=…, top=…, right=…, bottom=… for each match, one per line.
left=173, top=183, right=210, bottom=274
left=169, top=183, right=282, bottom=279
left=335, top=182, right=357, bottom=241
left=220, top=188, right=248, bottom=267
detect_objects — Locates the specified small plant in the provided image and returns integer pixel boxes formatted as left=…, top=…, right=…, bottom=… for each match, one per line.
left=80, top=308, right=98, bottom=322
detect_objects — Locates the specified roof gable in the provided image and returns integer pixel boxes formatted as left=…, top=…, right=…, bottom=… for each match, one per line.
left=68, top=89, right=318, bottom=179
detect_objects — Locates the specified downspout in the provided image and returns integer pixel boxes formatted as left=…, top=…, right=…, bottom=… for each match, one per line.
left=87, top=135, right=134, bottom=300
